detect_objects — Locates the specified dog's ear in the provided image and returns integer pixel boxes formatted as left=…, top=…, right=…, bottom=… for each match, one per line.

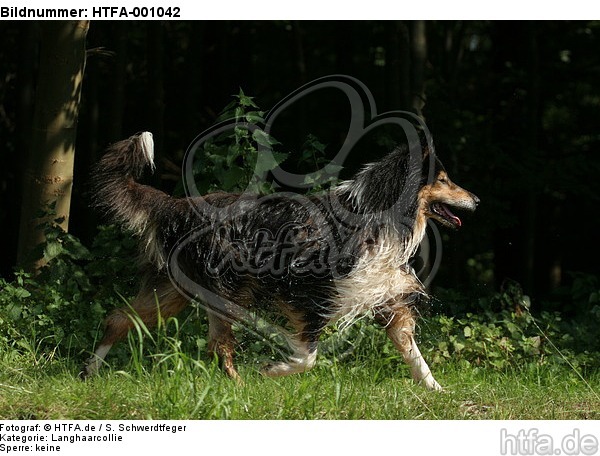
left=420, top=143, right=447, bottom=186
left=418, top=128, right=434, bottom=159
left=421, top=143, right=438, bottom=166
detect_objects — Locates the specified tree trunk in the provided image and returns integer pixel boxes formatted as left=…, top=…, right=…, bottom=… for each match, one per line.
left=9, top=23, right=38, bottom=272
left=292, top=21, right=307, bottom=86
left=16, top=20, right=89, bottom=271
left=386, top=21, right=411, bottom=111
left=410, top=20, right=427, bottom=117
left=107, top=22, right=127, bottom=143
left=523, top=23, right=540, bottom=295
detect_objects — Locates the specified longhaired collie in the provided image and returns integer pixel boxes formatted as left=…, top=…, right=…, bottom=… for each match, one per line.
left=81, top=131, right=479, bottom=390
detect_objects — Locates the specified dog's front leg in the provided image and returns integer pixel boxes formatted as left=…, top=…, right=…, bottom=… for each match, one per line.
left=400, top=333, right=442, bottom=391
left=375, top=304, right=442, bottom=391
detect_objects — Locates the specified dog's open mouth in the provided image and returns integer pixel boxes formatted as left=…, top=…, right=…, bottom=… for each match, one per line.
left=431, top=202, right=463, bottom=228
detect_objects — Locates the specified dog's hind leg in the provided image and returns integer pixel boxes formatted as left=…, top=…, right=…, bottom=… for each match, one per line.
left=260, top=306, right=322, bottom=377
left=261, top=336, right=319, bottom=377
left=80, top=277, right=189, bottom=379
left=206, top=310, right=241, bottom=382
left=375, top=302, right=442, bottom=391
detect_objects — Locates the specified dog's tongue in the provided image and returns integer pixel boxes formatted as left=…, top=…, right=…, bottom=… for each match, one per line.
left=441, top=204, right=462, bottom=227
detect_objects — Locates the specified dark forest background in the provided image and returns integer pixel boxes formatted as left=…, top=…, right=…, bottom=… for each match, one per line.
left=0, top=21, right=599, bottom=315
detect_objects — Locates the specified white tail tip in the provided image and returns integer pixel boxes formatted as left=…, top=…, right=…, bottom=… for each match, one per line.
left=139, top=131, right=155, bottom=171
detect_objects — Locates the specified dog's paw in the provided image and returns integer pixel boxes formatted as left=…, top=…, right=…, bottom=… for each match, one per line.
left=78, top=363, right=93, bottom=381
left=423, top=378, right=443, bottom=391
left=260, top=362, right=293, bottom=377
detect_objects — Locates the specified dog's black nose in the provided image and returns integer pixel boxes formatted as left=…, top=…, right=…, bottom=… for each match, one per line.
left=472, top=194, right=481, bottom=206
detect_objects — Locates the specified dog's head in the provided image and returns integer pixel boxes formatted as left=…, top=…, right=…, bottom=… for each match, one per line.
left=419, top=151, right=480, bottom=229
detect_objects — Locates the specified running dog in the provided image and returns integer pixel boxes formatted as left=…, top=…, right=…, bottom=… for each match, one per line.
left=81, top=131, right=479, bottom=390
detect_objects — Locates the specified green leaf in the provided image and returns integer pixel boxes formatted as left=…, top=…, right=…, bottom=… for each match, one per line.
left=245, top=111, right=265, bottom=123
left=14, top=288, right=31, bottom=299
left=323, top=164, right=344, bottom=175
left=226, top=144, right=242, bottom=166
left=237, top=88, right=259, bottom=108
left=310, top=139, right=326, bottom=153
left=234, top=106, right=245, bottom=121
left=63, top=234, right=91, bottom=260
left=303, top=175, right=316, bottom=185
left=271, top=151, right=288, bottom=165
left=44, top=241, right=64, bottom=260
left=7, top=303, right=23, bottom=320
left=252, top=129, right=280, bottom=147
left=453, top=341, right=466, bottom=352
left=253, top=151, right=287, bottom=175
left=463, top=326, right=472, bottom=337
left=221, top=166, right=246, bottom=191
left=216, top=99, right=239, bottom=121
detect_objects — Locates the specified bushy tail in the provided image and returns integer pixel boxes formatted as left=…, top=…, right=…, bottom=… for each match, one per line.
left=92, top=132, right=170, bottom=265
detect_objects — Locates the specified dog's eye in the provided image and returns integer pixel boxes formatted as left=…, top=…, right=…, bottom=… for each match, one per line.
left=439, top=177, right=448, bottom=184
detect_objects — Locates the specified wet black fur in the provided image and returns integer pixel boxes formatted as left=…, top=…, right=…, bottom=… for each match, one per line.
left=92, top=135, right=440, bottom=354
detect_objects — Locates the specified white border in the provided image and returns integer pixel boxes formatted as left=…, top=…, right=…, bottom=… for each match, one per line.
left=1, top=420, right=599, bottom=456
left=1, top=0, right=599, bottom=20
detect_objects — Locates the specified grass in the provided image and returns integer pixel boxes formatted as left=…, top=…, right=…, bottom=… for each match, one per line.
left=0, top=338, right=598, bottom=420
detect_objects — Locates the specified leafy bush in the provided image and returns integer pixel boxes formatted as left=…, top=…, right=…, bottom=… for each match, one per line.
left=0, top=220, right=138, bottom=356
left=422, top=310, right=547, bottom=369
left=551, top=272, right=600, bottom=361
left=418, top=286, right=600, bottom=372
left=175, top=88, right=286, bottom=196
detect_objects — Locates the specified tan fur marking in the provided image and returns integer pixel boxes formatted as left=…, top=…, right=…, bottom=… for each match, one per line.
left=420, top=174, right=478, bottom=218
left=376, top=303, right=441, bottom=391
left=207, top=312, right=241, bottom=382
left=95, top=281, right=189, bottom=347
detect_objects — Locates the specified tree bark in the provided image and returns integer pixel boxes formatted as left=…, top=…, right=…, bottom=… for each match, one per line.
left=292, top=21, right=307, bottom=86
left=386, top=21, right=411, bottom=111
left=410, top=20, right=427, bottom=117
left=107, top=22, right=127, bottom=143
left=16, top=20, right=89, bottom=271
left=524, top=24, right=540, bottom=294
